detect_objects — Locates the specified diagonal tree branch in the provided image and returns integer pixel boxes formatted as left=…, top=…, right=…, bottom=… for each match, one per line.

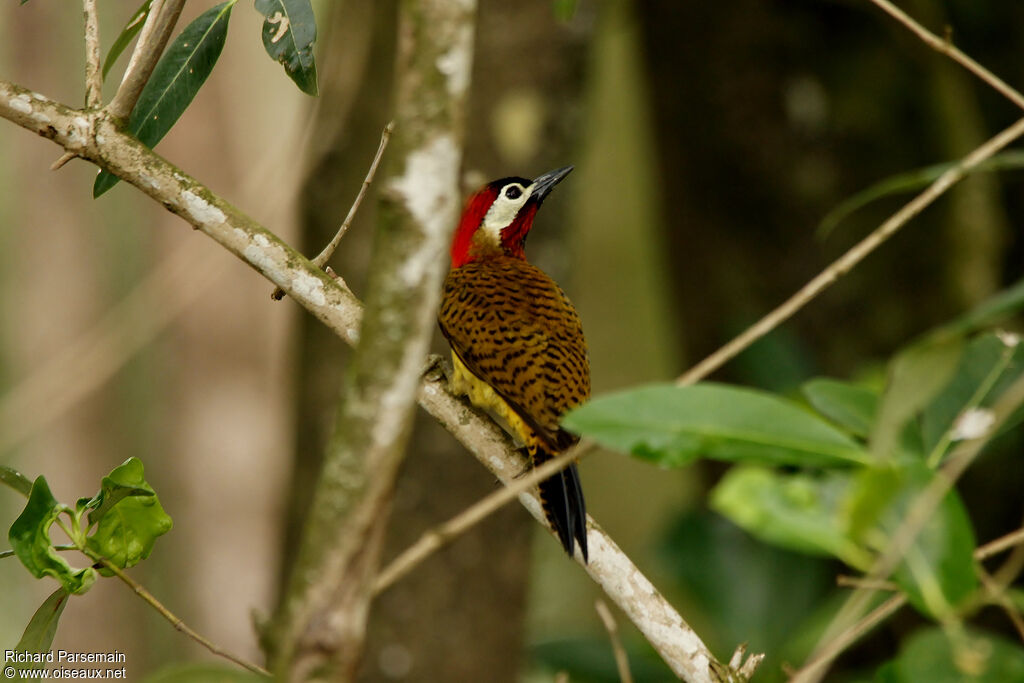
left=0, top=77, right=752, bottom=683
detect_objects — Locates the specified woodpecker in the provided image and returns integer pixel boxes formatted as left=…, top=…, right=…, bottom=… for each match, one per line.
left=438, top=166, right=589, bottom=561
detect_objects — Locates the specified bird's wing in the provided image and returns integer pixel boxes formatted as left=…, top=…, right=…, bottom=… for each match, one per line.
left=438, top=260, right=590, bottom=450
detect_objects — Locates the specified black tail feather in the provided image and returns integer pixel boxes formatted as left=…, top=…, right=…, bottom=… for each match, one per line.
left=534, top=448, right=588, bottom=562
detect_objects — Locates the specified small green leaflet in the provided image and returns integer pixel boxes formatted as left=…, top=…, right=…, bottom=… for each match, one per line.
left=8, top=477, right=97, bottom=595
left=14, top=588, right=68, bottom=666
left=102, top=0, right=155, bottom=81
left=95, top=1, right=236, bottom=197
left=1, top=464, right=33, bottom=497
left=563, top=382, right=870, bottom=468
left=255, top=0, right=318, bottom=96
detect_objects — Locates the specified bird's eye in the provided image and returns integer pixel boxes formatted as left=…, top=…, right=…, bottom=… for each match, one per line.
left=504, top=185, right=522, bottom=200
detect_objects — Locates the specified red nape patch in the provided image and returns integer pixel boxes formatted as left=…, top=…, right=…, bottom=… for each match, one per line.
left=450, top=186, right=498, bottom=267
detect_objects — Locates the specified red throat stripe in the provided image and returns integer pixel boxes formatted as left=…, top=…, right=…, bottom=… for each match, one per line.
left=450, top=187, right=497, bottom=268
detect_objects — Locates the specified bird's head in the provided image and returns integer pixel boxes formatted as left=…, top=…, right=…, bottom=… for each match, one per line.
left=450, top=166, right=573, bottom=268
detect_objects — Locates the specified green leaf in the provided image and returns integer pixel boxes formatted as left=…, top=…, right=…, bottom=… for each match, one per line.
left=85, top=458, right=172, bottom=572
left=8, top=477, right=97, bottom=594
left=1, top=464, right=34, bottom=497
left=802, top=378, right=879, bottom=439
left=255, top=0, right=318, bottom=96
left=870, top=337, right=963, bottom=459
left=94, top=1, right=236, bottom=197
left=563, top=383, right=870, bottom=468
left=876, top=626, right=1024, bottom=682
left=710, top=465, right=871, bottom=568
left=818, top=150, right=1024, bottom=239
left=920, top=333, right=1023, bottom=463
left=102, top=0, right=154, bottom=81
left=82, top=457, right=156, bottom=528
left=14, top=588, right=68, bottom=660
left=847, top=461, right=977, bottom=618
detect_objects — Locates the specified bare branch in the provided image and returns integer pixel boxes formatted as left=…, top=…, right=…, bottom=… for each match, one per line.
left=106, top=0, right=185, bottom=121
left=596, top=600, right=634, bottom=683
left=975, top=525, right=1024, bottom=561
left=272, top=121, right=395, bottom=301
left=373, top=444, right=584, bottom=595
left=90, top=555, right=270, bottom=677
left=677, top=115, right=1024, bottom=386
left=82, top=0, right=102, bottom=108
left=867, top=0, right=1024, bottom=112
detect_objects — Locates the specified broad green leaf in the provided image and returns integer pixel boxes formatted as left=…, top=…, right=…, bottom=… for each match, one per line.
left=141, top=663, right=267, bottom=683
left=563, top=383, right=870, bottom=468
left=1, top=464, right=33, bottom=497
left=14, top=588, right=68, bottom=659
left=9, top=477, right=97, bottom=594
left=82, top=457, right=156, bottom=528
left=710, top=466, right=871, bottom=568
left=847, top=462, right=977, bottom=618
left=95, top=1, right=236, bottom=197
left=818, top=150, right=1024, bottom=238
left=802, top=378, right=879, bottom=438
left=921, top=333, right=1023, bottom=463
left=102, top=0, right=154, bottom=80
left=255, top=0, right=318, bottom=96
left=875, top=626, right=1024, bottom=682
left=870, top=337, right=962, bottom=459
left=85, top=458, right=171, bottom=572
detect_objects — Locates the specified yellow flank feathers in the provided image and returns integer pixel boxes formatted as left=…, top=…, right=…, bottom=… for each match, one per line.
left=450, top=351, right=539, bottom=448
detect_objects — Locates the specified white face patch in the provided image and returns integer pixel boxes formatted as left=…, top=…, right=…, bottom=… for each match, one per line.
left=480, top=182, right=532, bottom=246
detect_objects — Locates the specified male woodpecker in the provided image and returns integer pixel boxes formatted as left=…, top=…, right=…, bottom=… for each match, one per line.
left=438, top=166, right=589, bottom=561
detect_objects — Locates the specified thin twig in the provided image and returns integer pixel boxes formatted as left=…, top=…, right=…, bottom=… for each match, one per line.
left=835, top=576, right=899, bottom=591
left=867, top=0, right=1024, bottom=112
left=50, top=152, right=76, bottom=170
left=677, top=115, right=1024, bottom=386
left=596, top=600, right=634, bottom=683
left=791, top=594, right=907, bottom=680
left=975, top=525, right=1024, bottom=560
left=373, top=444, right=584, bottom=594
left=272, top=121, right=394, bottom=300
left=92, top=555, right=271, bottom=677
left=82, top=0, right=103, bottom=108
left=106, top=0, right=185, bottom=121
left=791, top=372, right=1024, bottom=683
left=977, top=564, right=1024, bottom=643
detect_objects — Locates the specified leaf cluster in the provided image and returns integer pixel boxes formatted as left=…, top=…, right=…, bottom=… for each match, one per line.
left=563, top=279, right=1024, bottom=678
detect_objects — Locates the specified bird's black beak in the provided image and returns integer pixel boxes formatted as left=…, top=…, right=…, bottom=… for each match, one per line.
left=529, top=166, right=573, bottom=203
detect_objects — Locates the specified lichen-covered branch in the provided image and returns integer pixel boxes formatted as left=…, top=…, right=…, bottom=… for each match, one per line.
left=0, top=74, right=748, bottom=682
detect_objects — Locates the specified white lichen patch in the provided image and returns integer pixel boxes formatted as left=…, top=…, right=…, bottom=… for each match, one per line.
left=951, top=408, right=996, bottom=441
left=389, top=134, right=460, bottom=288
left=181, top=189, right=226, bottom=225
left=10, top=93, right=32, bottom=114
left=436, top=23, right=473, bottom=97
left=290, top=270, right=326, bottom=306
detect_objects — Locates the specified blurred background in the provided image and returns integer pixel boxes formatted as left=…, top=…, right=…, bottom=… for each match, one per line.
left=1, top=0, right=1022, bottom=681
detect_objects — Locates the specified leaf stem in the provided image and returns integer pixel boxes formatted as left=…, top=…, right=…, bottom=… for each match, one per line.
left=84, top=550, right=271, bottom=677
